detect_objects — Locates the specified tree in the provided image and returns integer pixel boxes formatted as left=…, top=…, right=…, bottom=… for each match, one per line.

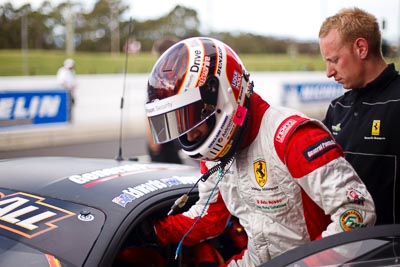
left=0, top=1, right=59, bottom=50
left=130, top=5, right=200, bottom=52
left=0, top=3, right=22, bottom=49
left=0, top=1, right=325, bottom=56
left=75, top=0, right=129, bottom=52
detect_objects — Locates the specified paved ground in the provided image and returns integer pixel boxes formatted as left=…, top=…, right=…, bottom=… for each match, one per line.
left=0, top=136, right=197, bottom=166
left=0, top=137, right=148, bottom=160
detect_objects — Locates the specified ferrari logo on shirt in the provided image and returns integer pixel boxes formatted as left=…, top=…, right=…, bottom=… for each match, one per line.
left=253, top=159, right=267, bottom=187
left=371, top=120, right=380, bottom=136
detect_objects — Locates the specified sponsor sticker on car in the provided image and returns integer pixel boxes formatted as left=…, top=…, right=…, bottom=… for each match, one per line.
left=0, top=191, right=75, bottom=238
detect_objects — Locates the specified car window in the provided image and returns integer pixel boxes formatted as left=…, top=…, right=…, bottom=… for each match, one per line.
left=111, top=191, right=246, bottom=267
left=111, top=192, right=199, bottom=267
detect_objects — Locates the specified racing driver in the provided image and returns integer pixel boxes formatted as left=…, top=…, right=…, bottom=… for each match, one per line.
left=143, top=37, right=376, bottom=266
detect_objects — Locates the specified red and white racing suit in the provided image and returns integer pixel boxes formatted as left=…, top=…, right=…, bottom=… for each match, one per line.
left=154, top=93, right=376, bottom=267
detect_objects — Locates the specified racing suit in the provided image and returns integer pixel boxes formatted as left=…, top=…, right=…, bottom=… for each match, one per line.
left=323, top=63, right=400, bottom=225
left=155, top=92, right=376, bottom=266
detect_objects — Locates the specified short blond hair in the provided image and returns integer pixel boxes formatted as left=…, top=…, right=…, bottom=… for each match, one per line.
left=319, top=7, right=382, bottom=56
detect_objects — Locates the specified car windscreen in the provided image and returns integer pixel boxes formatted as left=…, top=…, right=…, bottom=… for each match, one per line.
left=260, top=224, right=400, bottom=267
left=0, top=189, right=105, bottom=267
left=287, top=237, right=399, bottom=266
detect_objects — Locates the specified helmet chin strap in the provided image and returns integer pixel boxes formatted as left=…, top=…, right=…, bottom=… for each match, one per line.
left=200, top=96, right=250, bottom=182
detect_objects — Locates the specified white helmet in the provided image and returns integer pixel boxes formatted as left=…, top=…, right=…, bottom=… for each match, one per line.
left=145, top=37, right=253, bottom=161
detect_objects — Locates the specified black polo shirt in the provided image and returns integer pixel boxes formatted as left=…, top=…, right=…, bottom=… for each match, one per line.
left=323, top=63, right=400, bottom=225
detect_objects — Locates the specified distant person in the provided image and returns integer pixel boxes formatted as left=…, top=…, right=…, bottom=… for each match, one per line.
left=319, top=7, right=400, bottom=225
left=57, top=58, right=77, bottom=121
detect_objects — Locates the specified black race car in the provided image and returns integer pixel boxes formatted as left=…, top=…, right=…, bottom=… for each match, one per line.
left=0, top=156, right=244, bottom=267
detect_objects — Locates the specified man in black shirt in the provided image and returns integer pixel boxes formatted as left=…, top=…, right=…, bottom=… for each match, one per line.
left=319, top=7, right=400, bottom=225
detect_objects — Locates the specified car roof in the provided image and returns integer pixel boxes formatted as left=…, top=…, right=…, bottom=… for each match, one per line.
left=0, top=156, right=199, bottom=208
left=0, top=156, right=201, bottom=266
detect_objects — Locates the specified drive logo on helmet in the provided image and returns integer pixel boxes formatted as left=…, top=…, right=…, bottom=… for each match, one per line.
left=189, top=49, right=202, bottom=73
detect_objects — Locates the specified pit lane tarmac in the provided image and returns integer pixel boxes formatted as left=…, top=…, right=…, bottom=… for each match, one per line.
left=0, top=137, right=148, bottom=161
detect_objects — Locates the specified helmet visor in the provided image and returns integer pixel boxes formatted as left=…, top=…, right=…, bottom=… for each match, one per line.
left=146, top=89, right=215, bottom=144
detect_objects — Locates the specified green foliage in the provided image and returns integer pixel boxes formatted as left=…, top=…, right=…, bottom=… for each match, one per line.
left=242, top=54, right=327, bottom=71
left=0, top=50, right=159, bottom=76
left=0, top=0, right=202, bottom=53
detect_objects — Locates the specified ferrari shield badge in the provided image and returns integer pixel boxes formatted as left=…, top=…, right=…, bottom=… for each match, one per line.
left=253, top=159, right=267, bottom=187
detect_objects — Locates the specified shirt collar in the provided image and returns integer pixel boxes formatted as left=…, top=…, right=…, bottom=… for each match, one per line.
left=361, top=63, right=398, bottom=93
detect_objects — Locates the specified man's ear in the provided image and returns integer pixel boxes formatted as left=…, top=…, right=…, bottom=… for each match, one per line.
left=354, top=38, right=368, bottom=59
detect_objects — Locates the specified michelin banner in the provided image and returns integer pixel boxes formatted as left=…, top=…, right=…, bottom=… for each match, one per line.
left=0, top=90, right=69, bottom=127
left=283, top=82, right=344, bottom=104
left=281, top=82, right=345, bottom=119
left=282, top=82, right=344, bottom=104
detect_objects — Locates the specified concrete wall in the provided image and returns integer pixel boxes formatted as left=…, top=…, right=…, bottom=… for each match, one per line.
left=0, top=72, right=338, bottom=152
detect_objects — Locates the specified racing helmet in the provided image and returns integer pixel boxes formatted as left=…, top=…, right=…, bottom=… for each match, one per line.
left=145, top=37, right=252, bottom=161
